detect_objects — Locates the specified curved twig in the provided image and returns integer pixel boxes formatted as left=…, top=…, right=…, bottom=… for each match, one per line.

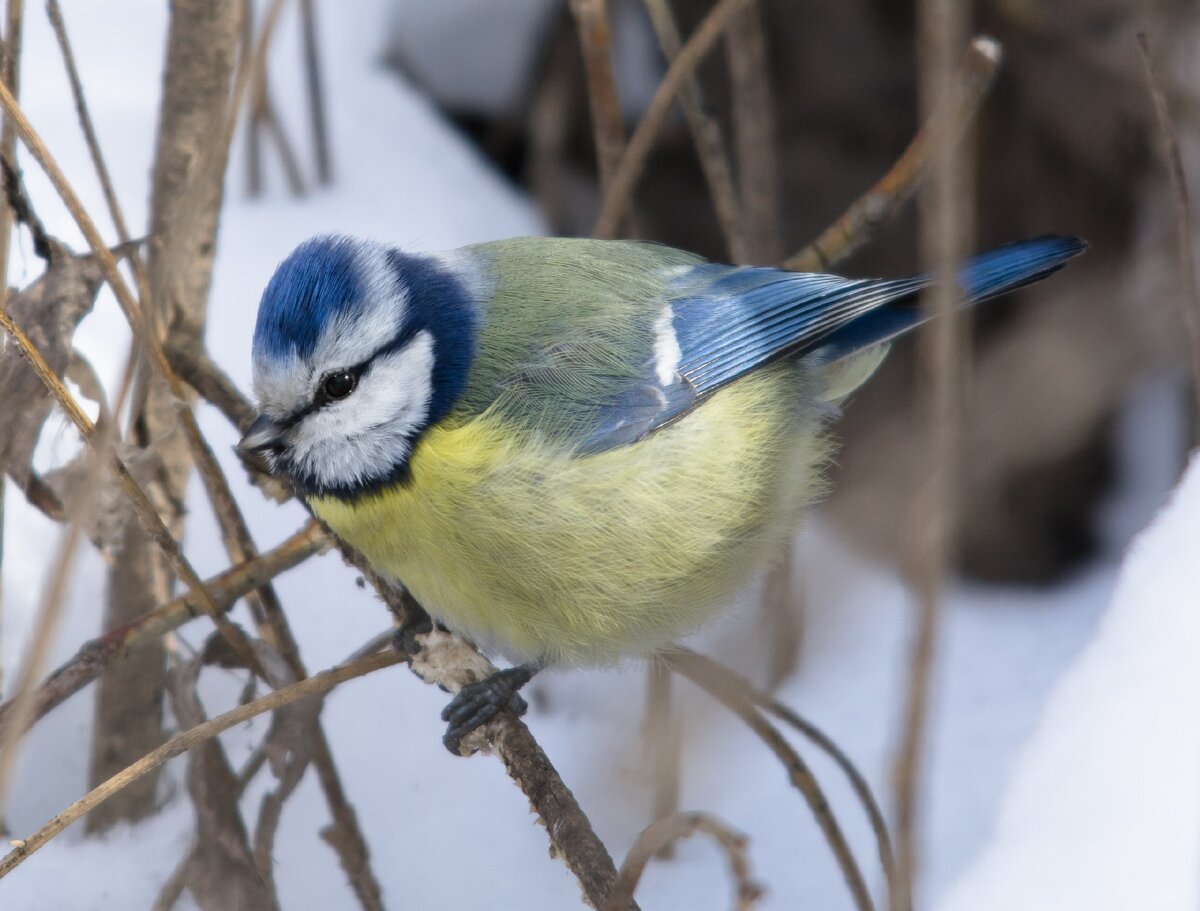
left=607, top=812, right=762, bottom=911
left=668, top=647, right=896, bottom=903
left=663, top=649, right=875, bottom=911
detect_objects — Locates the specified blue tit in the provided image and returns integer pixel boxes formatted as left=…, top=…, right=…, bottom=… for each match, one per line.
left=241, top=234, right=1084, bottom=747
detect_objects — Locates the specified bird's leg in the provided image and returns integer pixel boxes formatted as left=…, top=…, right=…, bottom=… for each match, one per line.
left=441, top=663, right=540, bottom=753
left=392, top=607, right=434, bottom=658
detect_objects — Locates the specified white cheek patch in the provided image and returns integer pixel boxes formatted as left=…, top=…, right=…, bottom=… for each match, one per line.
left=653, top=306, right=682, bottom=385
left=289, top=331, right=436, bottom=489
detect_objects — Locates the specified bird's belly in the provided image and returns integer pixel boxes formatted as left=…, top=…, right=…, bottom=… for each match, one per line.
left=311, top=366, right=830, bottom=665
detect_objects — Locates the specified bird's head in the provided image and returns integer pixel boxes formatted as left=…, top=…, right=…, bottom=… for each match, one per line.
left=241, top=235, right=477, bottom=499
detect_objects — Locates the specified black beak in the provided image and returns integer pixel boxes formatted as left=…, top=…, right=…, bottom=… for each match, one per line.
left=239, top=413, right=285, bottom=453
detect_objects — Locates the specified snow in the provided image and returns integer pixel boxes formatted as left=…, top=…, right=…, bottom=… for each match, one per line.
left=937, top=453, right=1200, bottom=911
left=0, top=2, right=1194, bottom=909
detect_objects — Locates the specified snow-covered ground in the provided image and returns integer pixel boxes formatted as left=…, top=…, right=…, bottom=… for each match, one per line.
left=1, top=2, right=1194, bottom=909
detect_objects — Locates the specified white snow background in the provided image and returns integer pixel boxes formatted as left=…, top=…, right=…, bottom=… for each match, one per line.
left=0, top=2, right=1195, bottom=908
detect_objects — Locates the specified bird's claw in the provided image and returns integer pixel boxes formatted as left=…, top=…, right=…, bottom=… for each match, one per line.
left=441, top=665, right=535, bottom=754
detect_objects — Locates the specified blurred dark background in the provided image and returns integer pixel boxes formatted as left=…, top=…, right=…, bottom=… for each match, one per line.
left=385, top=0, right=1194, bottom=584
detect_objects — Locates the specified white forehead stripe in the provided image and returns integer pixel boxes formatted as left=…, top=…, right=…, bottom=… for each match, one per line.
left=653, top=306, right=681, bottom=385
left=251, top=241, right=410, bottom=419
left=311, top=243, right=409, bottom=374
left=287, top=331, right=436, bottom=489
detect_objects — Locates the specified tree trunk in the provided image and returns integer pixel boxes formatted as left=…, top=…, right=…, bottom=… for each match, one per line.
left=87, top=0, right=241, bottom=832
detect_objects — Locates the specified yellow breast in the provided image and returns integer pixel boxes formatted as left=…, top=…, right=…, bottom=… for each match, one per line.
left=311, top=364, right=830, bottom=665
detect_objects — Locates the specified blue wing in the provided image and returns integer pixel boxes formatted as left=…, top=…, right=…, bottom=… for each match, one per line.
left=576, top=235, right=1085, bottom=454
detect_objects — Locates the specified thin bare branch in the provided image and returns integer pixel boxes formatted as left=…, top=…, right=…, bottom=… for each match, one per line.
left=593, top=0, right=757, bottom=239
left=668, top=647, right=896, bottom=904
left=0, top=650, right=402, bottom=879
left=570, top=0, right=626, bottom=194
left=786, top=36, right=1000, bottom=273
left=607, top=812, right=763, bottom=911
left=45, top=1, right=137, bottom=253
left=0, top=0, right=24, bottom=287
left=0, top=522, right=328, bottom=740
left=0, top=309, right=261, bottom=675
left=642, top=0, right=746, bottom=262
left=664, top=648, right=875, bottom=911
left=257, top=91, right=307, bottom=196
left=891, top=4, right=972, bottom=908
left=761, top=550, right=802, bottom=690
left=726, top=2, right=780, bottom=264
left=0, top=0, right=25, bottom=696
left=166, top=338, right=255, bottom=429
left=642, top=660, right=681, bottom=857
left=0, top=522, right=84, bottom=815
left=0, top=78, right=266, bottom=673
left=299, top=0, right=331, bottom=184
left=1137, top=31, right=1200, bottom=439
left=242, top=0, right=263, bottom=195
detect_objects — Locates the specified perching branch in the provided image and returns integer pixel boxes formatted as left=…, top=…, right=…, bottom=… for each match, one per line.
left=167, top=339, right=630, bottom=907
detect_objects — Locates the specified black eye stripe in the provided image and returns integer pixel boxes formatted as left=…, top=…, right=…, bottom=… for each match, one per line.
left=286, top=325, right=425, bottom=423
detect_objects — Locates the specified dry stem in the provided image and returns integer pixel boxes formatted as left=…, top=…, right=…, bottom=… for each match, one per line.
left=0, top=308, right=260, bottom=672
left=891, top=4, right=972, bottom=908
left=642, top=0, right=746, bottom=262
left=1137, top=31, right=1200, bottom=441
left=726, top=2, right=781, bottom=264
left=300, top=0, right=332, bottom=184
left=664, top=649, right=875, bottom=911
left=669, top=647, right=896, bottom=903
left=0, top=650, right=402, bottom=879
left=786, top=36, right=1000, bottom=273
left=0, top=522, right=328, bottom=741
left=607, top=812, right=762, bottom=911
left=570, top=0, right=626, bottom=194
left=593, top=0, right=758, bottom=238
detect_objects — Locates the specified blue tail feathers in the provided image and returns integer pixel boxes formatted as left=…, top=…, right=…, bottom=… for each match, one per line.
left=818, top=235, right=1087, bottom=361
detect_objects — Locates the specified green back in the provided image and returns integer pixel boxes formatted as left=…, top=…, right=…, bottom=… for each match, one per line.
left=449, top=237, right=704, bottom=444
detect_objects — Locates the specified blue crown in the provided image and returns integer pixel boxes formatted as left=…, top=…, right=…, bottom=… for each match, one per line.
left=253, top=235, right=368, bottom=360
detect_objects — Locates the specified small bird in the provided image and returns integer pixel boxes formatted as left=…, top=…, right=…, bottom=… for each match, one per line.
left=242, top=234, right=1084, bottom=749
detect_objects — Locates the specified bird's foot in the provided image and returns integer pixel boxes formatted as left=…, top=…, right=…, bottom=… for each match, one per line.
left=442, top=664, right=537, bottom=754
left=392, top=609, right=434, bottom=659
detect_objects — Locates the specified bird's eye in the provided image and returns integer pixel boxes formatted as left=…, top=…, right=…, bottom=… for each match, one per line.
left=320, top=370, right=357, bottom=402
